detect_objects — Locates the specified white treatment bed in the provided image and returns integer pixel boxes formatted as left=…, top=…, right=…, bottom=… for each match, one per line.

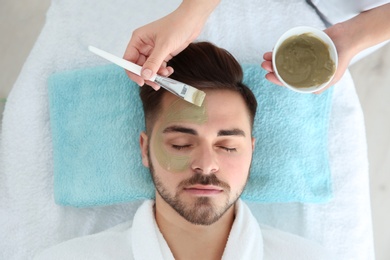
left=0, top=0, right=374, bottom=259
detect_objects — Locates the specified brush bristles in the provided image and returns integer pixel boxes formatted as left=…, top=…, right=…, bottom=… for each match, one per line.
left=184, top=86, right=206, bottom=107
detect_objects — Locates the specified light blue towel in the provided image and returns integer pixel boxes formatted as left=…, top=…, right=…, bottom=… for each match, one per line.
left=48, top=64, right=333, bottom=207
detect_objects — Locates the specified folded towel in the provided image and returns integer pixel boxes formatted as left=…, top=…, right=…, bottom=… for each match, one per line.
left=48, top=64, right=333, bottom=207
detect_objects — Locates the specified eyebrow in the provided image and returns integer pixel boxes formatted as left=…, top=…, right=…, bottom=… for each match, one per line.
left=163, top=126, right=198, bottom=135
left=218, top=129, right=246, bottom=137
left=162, top=125, right=246, bottom=137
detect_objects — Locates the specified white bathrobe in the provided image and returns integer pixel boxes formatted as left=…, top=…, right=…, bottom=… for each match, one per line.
left=35, top=200, right=334, bottom=259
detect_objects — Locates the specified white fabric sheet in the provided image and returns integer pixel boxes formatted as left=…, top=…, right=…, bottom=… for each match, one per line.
left=0, top=0, right=374, bottom=259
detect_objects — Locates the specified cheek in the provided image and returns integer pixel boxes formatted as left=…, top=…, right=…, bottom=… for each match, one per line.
left=152, top=130, right=191, bottom=173
left=219, top=152, right=252, bottom=185
left=150, top=153, right=185, bottom=189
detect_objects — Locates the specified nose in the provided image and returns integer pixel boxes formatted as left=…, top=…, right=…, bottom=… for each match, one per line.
left=190, top=145, right=219, bottom=175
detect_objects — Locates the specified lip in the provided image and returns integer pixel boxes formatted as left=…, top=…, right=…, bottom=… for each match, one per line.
left=183, top=185, right=223, bottom=196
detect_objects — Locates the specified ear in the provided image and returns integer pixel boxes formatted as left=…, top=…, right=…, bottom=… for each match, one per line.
left=251, top=137, right=256, bottom=152
left=140, top=132, right=150, bottom=168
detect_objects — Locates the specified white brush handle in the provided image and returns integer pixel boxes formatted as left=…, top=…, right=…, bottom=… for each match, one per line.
left=88, top=45, right=205, bottom=106
left=88, top=46, right=156, bottom=81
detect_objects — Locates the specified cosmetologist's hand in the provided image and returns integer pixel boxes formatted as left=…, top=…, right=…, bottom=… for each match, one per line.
left=124, top=0, right=219, bottom=90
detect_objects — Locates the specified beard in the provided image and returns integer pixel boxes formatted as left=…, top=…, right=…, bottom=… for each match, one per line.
left=148, top=152, right=248, bottom=226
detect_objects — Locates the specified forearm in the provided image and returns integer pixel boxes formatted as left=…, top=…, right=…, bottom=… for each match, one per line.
left=179, top=0, right=221, bottom=24
left=181, top=0, right=221, bottom=13
left=167, top=0, right=220, bottom=43
left=338, top=3, right=390, bottom=54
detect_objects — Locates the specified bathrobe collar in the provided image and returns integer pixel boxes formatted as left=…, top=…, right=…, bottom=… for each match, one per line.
left=130, top=199, right=263, bottom=259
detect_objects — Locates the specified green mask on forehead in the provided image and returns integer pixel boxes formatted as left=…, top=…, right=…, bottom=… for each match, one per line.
left=152, top=97, right=208, bottom=173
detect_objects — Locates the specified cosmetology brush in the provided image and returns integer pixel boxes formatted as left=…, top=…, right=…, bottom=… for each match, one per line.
left=88, top=46, right=206, bottom=107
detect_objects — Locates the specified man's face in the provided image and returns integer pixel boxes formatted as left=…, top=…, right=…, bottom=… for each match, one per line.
left=140, top=89, right=255, bottom=225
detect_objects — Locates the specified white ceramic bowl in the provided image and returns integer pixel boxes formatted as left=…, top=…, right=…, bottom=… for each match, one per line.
left=272, top=26, right=338, bottom=93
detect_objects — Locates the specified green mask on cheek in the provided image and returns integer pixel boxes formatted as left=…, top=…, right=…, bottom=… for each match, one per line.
left=152, top=98, right=208, bottom=173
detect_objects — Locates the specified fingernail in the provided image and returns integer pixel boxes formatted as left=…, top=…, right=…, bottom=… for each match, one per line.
left=141, top=69, right=152, bottom=80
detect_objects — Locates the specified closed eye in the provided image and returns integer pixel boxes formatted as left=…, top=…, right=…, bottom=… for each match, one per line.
left=172, top=144, right=192, bottom=150
left=220, top=147, right=237, bottom=152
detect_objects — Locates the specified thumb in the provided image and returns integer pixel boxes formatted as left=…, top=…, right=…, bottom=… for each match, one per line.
left=141, top=47, right=171, bottom=80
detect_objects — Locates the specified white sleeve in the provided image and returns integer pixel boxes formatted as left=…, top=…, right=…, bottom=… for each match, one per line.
left=310, top=0, right=390, bottom=24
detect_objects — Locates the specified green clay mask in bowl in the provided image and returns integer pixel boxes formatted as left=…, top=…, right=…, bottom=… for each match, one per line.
left=272, top=26, right=338, bottom=93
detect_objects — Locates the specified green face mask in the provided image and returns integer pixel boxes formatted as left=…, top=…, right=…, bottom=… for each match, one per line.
left=152, top=97, right=208, bottom=173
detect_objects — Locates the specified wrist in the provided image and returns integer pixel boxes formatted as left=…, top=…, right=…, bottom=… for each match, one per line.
left=326, top=23, right=364, bottom=59
left=333, top=3, right=390, bottom=53
left=180, top=0, right=220, bottom=22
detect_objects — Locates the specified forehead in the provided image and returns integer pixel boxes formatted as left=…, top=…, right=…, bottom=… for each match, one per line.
left=157, top=89, right=251, bottom=129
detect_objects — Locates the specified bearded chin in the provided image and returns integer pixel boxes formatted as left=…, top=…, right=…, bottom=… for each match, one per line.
left=147, top=150, right=249, bottom=226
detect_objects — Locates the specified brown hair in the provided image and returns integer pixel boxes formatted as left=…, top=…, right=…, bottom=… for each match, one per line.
left=139, top=41, right=257, bottom=134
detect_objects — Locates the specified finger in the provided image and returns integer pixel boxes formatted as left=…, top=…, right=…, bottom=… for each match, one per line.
left=261, top=60, right=274, bottom=72
left=155, top=60, right=167, bottom=74
left=123, top=30, right=152, bottom=62
left=265, top=73, right=284, bottom=86
left=166, top=66, right=174, bottom=76
left=123, top=37, right=142, bottom=62
left=125, top=70, right=145, bottom=86
left=144, top=80, right=161, bottom=91
left=123, top=44, right=146, bottom=86
left=141, top=45, right=173, bottom=80
left=263, top=52, right=273, bottom=61
left=135, top=54, right=147, bottom=66
left=314, top=83, right=333, bottom=94
left=158, top=67, right=170, bottom=76
left=157, top=65, right=174, bottom=77
left=313, top=88, right=325, bottom=94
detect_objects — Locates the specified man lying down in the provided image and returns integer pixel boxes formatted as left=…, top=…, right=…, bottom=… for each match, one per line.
left=36, top=42, right=333, bottom=259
